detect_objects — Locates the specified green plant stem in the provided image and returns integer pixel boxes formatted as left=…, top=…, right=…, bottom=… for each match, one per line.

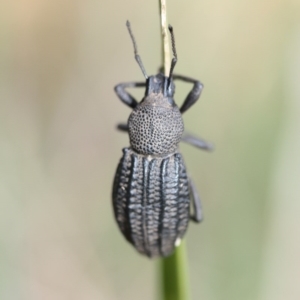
left=158, top=0, right=171, bottom=75
left=158, top=1, right=191, bottom=299
left=160, top=241, right=191, bottom=300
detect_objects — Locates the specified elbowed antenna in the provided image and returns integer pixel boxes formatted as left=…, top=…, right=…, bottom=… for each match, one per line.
left=168, top=25, right=177, bottom=87
left=126, top=21, right=148, bottom=79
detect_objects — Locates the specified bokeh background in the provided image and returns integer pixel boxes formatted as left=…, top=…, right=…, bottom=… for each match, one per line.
left=1, top=0, right=300, bottom=299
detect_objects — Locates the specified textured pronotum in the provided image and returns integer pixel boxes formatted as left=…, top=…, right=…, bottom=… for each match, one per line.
left=128, top=95, right=184, bottom=155
left=112, top=148, right=190, bottom=258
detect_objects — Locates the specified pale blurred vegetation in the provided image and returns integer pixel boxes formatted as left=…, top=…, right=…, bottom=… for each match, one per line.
left=1, top=0, right=300, bottom=299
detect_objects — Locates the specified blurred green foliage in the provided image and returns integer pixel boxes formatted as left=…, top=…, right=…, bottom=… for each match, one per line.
left=0, top=0, right=300, bottom=299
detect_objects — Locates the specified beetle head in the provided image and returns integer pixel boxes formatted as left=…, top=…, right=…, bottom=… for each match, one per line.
left=145, top=73, right=175, bottom=98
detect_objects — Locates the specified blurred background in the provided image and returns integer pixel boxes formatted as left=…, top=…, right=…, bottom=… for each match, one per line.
left=1, top=0, right=300, bottom=299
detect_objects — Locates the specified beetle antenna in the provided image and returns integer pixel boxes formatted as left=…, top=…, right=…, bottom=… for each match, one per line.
left=168, top=24, right=177, bottom=87
left=126, top=21, right=148, bottom=79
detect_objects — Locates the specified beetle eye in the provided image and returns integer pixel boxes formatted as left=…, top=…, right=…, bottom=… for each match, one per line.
left=168, top=97, right=175, bottom=105
left=167, top=82, right=175, bottom=96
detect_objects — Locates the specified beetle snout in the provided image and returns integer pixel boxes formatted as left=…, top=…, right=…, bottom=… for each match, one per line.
left=147, top=75, right=165, bottom=95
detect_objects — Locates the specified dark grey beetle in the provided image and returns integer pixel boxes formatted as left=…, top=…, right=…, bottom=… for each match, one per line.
left=112, top=21, right=213, bottom=258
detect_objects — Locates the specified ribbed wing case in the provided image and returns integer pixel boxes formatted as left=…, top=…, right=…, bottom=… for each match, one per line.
left=112, top=147, right=190, bottom=258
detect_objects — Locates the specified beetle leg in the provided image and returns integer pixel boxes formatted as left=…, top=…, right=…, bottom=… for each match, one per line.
left=181, top=132, right=214, bottom=152
left=117, top=123, right=129, bottom=132
left=189, top=178, right=203, bottom=223
left=173, top=74, right=203, bottom=114
left=114, top=81, right=146, bottom=109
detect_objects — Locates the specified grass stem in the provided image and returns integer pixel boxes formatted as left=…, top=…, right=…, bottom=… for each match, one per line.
left=160, top=240, right=191, bottom=300
left=158, top=3, right=191, bottom=298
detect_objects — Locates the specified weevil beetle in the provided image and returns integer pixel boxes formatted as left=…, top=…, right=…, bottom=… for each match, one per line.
left=112, top=21, right=213, bottom=258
